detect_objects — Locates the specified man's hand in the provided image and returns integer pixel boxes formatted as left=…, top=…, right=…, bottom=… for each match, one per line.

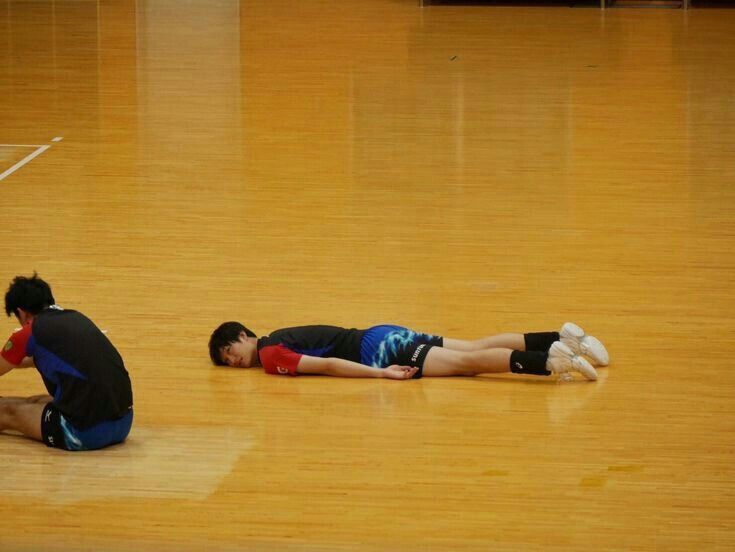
left=383, top=365, right=419, bottom=380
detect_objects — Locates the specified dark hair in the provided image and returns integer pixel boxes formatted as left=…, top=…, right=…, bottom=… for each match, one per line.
left=209, top=321, right=257, bottom=365
left=5, top=273, right=56, bottom=318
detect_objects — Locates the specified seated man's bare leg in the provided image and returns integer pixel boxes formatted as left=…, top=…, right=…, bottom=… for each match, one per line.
left=28, top=394, right=54, bottom=404
left=422, top=346, right=512, bottom=377
left=0, top=395, right=53, bottom=405
left=0, top=397, right=49, bottom=441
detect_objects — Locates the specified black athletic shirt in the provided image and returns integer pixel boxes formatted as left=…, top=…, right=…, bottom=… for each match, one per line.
left=2, top=307, right=133, bottom=429
left=257, top=325, right=365, bottom=376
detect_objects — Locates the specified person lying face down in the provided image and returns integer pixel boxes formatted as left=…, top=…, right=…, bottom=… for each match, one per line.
left=208, top=321, right=608, bottom=381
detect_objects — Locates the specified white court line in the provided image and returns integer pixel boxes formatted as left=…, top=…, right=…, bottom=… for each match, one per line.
left=0, top=144, right=45, bottom=148
left=52, top=136, right=64, bottom=142
left=0, top=144, right=51, bottom=182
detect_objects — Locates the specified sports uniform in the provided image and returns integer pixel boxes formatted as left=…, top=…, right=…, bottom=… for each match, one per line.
left=1, top=306, right=133, bottom=451
left=257, top=324, right=443, bottom=378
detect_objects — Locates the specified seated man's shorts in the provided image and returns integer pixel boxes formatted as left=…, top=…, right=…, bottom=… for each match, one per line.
left=41, top=403, right=133, bottom=451
left=360, top=325, right=443, bottom=379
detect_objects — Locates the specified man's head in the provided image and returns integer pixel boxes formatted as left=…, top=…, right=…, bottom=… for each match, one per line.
left=209, top=321, right=258, bottom=367
left=4, top=273, right=55, bottom=324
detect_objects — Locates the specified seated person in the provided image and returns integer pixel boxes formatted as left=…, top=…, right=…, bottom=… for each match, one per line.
left=1, top=274, right=133, bottom=451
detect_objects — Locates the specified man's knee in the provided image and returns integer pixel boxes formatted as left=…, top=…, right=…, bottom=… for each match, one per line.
left=28, top=394, right=53, bottom=404
left=0, top=401, right=20, bottom=426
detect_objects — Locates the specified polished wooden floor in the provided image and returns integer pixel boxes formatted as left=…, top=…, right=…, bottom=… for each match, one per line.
left=1, top=1, right=734, bottom=550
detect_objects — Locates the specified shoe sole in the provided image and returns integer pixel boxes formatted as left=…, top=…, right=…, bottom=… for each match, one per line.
left=572, top=356, right=598, bottom=381
left=560, top=322, right=609, bottom=367
left=549, top=341, right=598, bottom=381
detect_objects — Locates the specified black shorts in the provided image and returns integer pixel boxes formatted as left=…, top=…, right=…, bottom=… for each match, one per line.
left=41, top=403, right=133, bottom=451
left=360, top=325, right=443, bottom=379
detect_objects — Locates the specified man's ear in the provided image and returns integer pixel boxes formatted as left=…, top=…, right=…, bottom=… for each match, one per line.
left=16, top=308, right=32, bottom=325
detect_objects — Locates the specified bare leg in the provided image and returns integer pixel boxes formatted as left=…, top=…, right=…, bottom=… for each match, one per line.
left=423, top=346, right=513, bottom=377
left=0, top=394, right=53, bottom=405
left=28, top=394, right=53, bottom=403
left=443, top=334, right=525, bottom=352
left=0, top=397, right=49, bottom=441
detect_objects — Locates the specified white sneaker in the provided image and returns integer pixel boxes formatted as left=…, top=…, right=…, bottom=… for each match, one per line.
left=547, top=341, right=598, bottom=381
left=560, top=322, right=609, bottom=367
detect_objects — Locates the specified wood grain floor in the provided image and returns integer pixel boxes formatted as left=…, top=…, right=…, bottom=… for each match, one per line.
left=1, top=1, right=733, bottom=550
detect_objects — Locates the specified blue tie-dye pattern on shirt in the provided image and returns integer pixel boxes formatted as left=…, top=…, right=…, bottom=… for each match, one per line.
left=360, top=325, right=441, bottom=368
left=370, top=329, right=421, bottom=368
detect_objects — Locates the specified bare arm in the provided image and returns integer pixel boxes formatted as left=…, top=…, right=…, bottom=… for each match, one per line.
left=0, top=356, right=15, bottom=377
left=2, top=326, right=33, bottom=374
left=0, top=353, right=34, bottom=376
left=297, top=356, right=418, bottom=379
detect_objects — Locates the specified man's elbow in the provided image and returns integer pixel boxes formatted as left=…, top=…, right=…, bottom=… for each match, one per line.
left=323, top=358, right=339, bottom=376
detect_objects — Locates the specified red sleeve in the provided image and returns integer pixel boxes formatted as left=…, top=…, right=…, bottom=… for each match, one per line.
left=2, top=324, right=32, bottom=366
left=259, top=344, right=302, bottom=376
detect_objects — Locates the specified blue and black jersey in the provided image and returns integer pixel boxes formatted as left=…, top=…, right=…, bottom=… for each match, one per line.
left=3, top=306, right=133, bottom=429
left=257, top=325, right=365, bottom=375
left=256, top=324, right=442, bottom=376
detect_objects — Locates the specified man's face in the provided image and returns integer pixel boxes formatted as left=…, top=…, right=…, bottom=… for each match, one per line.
left=220, top=332, right=257, bottom=368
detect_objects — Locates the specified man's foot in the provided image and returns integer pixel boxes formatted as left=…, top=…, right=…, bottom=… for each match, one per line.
left=560, top=322, right=609, bottom=366
left=547, top=341, right=598, bottom=381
